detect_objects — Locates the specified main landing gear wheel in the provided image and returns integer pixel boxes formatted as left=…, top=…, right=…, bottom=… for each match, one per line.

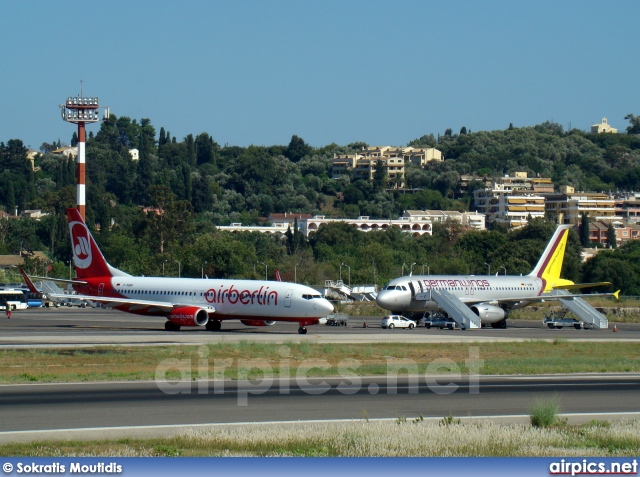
left=164, top=321, right=181, bottom=331
left=298, top=327, right=308, bottom=335
left=206, top=320, right=222, bottom=332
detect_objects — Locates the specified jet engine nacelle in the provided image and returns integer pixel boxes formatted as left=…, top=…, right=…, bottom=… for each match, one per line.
left=240, top=320, right=276, bottom=327
left=168, top=306, right=210, bottom=327
left=470, top=304, right=505, bottom=324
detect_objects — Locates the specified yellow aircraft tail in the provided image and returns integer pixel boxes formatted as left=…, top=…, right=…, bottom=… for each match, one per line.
left=528, top=225, right=572, bottom=293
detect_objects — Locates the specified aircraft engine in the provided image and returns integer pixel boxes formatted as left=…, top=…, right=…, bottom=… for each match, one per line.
left=168, top=306, right=210, bottom=327
left=470, top=304, right=505, bottom=324
left=241, top=320, right=277, bottom=326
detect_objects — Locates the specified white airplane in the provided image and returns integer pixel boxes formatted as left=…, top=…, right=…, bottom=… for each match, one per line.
left=29, top=208, right=333, bottom=334
left=376, top=225, right=618, bottom=329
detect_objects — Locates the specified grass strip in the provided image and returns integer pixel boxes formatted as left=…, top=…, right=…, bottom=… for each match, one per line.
left=0, top=420, right=638, bottom=457
left=0, top=341, right=639, bottom=383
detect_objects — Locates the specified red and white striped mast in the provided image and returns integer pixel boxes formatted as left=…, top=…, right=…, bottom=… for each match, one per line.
left=60, top=85, right=107, bottom=220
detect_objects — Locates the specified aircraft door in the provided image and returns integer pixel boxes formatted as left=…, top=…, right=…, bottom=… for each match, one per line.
left=285, top=289, right=293, bottom=307
left=408, top=282, right=416, bottom=298
left=98, top=283, right=104, bottom=296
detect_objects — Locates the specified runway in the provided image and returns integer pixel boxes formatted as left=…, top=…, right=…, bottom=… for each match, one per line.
left=0, top=307, right=639, bottom=347
left=0, top=374, right=638, bottom=442
left=0, top=308, right=638, bottom=443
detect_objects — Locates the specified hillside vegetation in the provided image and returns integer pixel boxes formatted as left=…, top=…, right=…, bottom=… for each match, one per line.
left=1, top=116, right=639, bottom=292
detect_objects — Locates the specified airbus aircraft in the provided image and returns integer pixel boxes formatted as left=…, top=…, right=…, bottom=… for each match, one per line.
left=30, top=208, right=333, bottom=334
left=376, top=225, right=618, bottom=329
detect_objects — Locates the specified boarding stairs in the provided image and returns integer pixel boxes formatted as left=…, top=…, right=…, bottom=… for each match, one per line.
left=547, top=289, right=609, bottom=329
left=428, top=289, right=481, bottom=329
left=39, top=280, right=65, bottom=296
left=323, top=281, right=378, bottom=302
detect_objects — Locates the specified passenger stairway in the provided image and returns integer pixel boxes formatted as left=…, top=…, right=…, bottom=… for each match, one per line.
left=548, top=289, right=609, bottom=329
left=430, top=290, right=481, bottom=329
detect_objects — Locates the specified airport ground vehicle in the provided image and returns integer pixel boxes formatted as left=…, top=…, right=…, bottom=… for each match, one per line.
left=0, top=290, right=29, bottom=310
left=381, top=315, right=416, bottom=329
left=421, top=313, right=457, bottom=329
left=543, top=310, right=591, bottom=329
left=325, top=313, right=349, bottom=326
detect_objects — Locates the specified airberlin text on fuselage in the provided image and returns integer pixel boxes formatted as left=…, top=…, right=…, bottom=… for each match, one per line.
left=422, top=278, right=491, bottom=289
left=205, top=285, right=278, bottom=306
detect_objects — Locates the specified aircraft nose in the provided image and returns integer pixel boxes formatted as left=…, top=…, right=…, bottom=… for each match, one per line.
left=320, top=299, right=334, bottom=314
left=376, top=291, right=391, bottom=309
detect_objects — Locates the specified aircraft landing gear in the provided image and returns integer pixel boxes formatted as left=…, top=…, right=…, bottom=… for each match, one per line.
left=164, top=321, right=181, bottom=331
left=206, top=320, right=222, bottom=332
left=298, top=326, right=307, bottom=335
left=492, top=320, right=508, bottom=329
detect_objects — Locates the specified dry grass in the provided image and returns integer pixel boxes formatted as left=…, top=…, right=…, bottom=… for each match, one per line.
left=0, top=341, right=639, bottom=383
left=2, top=420, right=639, bottom=457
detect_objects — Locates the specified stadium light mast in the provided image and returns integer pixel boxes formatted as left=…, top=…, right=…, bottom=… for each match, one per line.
left=59, top=84, right=109, bottom=220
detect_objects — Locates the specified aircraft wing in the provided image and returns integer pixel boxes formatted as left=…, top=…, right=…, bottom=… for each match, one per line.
left=47, top=293, right=217, bottom=312
left=459, top=290, right=619, bottom=305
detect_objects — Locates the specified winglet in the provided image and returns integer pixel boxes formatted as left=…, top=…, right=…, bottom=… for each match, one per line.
left=613, top=290, right=620, bottom=300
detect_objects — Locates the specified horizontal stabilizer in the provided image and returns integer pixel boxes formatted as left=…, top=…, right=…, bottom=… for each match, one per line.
left=27, top=275, right=88, bottom=286
left=552, top=282, right=612, bottom=290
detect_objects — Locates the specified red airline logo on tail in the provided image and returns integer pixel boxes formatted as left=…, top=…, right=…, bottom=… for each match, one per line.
left=69, top=221, right=92, bottom=269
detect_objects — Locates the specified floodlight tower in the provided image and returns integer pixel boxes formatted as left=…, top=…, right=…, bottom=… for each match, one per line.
left=60, top=89, right=108, bottom=220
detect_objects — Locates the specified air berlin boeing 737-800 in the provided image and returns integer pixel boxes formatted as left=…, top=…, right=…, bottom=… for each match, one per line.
left=33, top=208, right=334, bottom=334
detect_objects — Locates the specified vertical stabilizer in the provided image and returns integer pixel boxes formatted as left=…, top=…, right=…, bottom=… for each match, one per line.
left=66, top=208, right=131, bottom=279
left=528, top=225, right=572, bottom=292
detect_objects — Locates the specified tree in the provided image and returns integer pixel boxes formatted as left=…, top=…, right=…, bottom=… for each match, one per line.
left=460, top=126, right=467, bottom=135
left=579, top=213, right=590, bottom=247
left=195, top=132, right=219, bottom=168
left=284, top=135, right=312, bottom=163
left=607, top=222, right=617, bottom=249
left=625, top=114, right=640, bottom=135
left=140, top=185, right=193, bottom=254
left=372, top=159, right=387, bottom=191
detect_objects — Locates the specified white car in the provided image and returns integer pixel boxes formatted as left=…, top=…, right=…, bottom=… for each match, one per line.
left=381, top=315, right=416, bottom=329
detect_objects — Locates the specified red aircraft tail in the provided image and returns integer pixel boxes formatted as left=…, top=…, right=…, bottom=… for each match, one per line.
left=67, top=208, right=130, bottom=279
left=19, top=268, right=40, bottom=294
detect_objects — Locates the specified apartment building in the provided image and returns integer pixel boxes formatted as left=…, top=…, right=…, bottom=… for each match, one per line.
left=332, top=146, right=405, bottom=187
left=332, top=146, right=443, bottom=188
left=304, top=215, right=432, bottom=237
left=402, top=210, right=485, bottom=230
left=402, top=147, right=443, bottom=166
left=543, top=186, right=620, bottom=225
left=583, top=220, right=640, bottom=247
left=615, top=197, right=640, bottom=224
left=473, top=186, right=546, bottom=229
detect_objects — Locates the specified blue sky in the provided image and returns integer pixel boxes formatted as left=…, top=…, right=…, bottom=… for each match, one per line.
left=1, top=1, right=638, bottom=150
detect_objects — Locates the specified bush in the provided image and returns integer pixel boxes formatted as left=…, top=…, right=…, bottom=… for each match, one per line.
left=529, top=397, right=560, bottom=428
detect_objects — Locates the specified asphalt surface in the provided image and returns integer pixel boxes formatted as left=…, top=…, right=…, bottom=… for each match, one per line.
left=0, top=375, right=638, bottom=434
left=0, top=307, right=639, bottom=346
left=0, top=308, right=638, bottom=442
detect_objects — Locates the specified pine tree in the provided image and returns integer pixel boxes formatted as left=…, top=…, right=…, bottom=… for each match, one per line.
left=606, top=222, right=617, bottom=249
left=579, top=213, right=590, bottom=247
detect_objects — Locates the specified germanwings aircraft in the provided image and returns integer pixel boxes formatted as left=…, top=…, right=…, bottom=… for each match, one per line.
left=376, top=225, right=618, bottom=329
left=34, top=208, right=333, bottom=334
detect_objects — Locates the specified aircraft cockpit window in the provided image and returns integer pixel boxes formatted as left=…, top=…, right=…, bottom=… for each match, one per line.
left=385, top=286, right=396, bottom=291
left=302, top=294, right=323, bottom=300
